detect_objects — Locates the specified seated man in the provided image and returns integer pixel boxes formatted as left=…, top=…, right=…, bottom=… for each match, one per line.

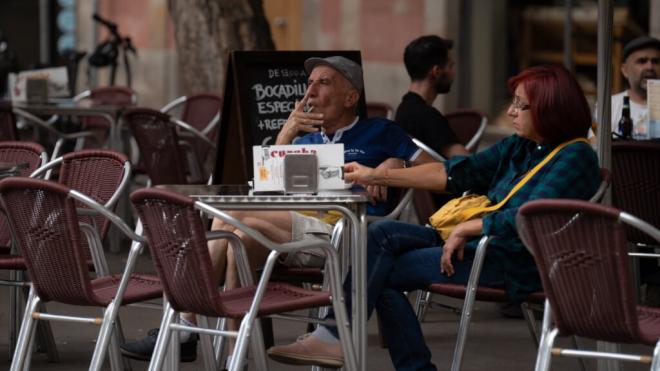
left=120, top=55, right=433, bottom=364
left=396, top=34, right=469, bottom=158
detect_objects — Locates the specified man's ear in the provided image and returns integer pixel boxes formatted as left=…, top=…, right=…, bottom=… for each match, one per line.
left=430, top=65, right=442, bottom=79
left=344, top=89, right=360, bottom=108
left=620, top=61, right=629, bottom=80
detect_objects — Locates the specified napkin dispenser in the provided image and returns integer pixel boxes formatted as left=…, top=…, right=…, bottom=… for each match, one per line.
left=283, top=154, right=318, bottom=194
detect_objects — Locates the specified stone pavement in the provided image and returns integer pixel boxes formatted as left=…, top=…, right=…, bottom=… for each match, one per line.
left=0, top=250, right=652, bottom=371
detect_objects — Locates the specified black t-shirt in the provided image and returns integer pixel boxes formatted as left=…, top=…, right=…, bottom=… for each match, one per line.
left=394, top=91, right=458, bottom=156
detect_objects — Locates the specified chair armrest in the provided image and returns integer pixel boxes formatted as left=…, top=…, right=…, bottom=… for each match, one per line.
left=367, top=188, right=414, bottom=222
left=195, top=201, right=334, bottom=256
left=201, top=113, right=220, bottom=136
left=160, top=96, right=187, bottom=114
left=206, top=230, right=255, bottom=287
left=172, top=118, right=216, bottom=148
left=619, top=212, right=660, bottom=245
left=412, top=137, right=446, bottom=162
left=465, top=116, right=487, bottom=152
left=69, top=189, right=145, bottom=244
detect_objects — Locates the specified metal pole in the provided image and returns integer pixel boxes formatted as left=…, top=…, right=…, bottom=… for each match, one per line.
left=596, top=0, right=613, bottom=206
left=563, top=0, right=574, bottom=70
left=595, top=7, right=620, bottom=371
left=38, top=0, right=50, bottom=66
left=90, top=0, right=99, bottom=87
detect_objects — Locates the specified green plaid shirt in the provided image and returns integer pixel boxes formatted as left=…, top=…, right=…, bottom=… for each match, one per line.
left=445, top=135, right=600, bottom=302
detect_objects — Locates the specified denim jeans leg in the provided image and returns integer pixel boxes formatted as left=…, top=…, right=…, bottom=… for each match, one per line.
left=377, top=288, right=437, bottom=371
left=325, top=220, right=442, bottom=337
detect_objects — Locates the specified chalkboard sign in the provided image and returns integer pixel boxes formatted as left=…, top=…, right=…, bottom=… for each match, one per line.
left=213, top=50, right=366, bottom=185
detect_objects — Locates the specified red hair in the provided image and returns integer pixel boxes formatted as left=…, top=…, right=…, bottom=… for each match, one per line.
left=508, top=65, right=591, bottom=143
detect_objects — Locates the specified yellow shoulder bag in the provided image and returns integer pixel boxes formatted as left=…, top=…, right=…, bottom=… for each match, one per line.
left=429, top=138, right=588, bottom=240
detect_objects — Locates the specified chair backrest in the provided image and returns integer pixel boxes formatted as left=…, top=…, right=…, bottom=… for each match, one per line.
left=445, top=109, right=487, bottom=152
left=75, top=87, right=137, bottom=141
left=56, top=150, right=130, bottom=241
left=517, top=199, right=643, bottom=343
left=180, top=93, right=222, bottom=133
left=130, top=188, right=222, bottom=316
left=87, top=86, right=137, bottom=106
left=0, top=141, right=48, bottom=245
left=611, top=141, right=660, bottom=245
left=124, top=108, right=189, bottom=185
left=0, top=101, right=19, bottom=140
left=366, top=102, right=394, bottom=120
left=180, top=93, right=222, bottom=166
left=0, top=178, right=98, bottom=305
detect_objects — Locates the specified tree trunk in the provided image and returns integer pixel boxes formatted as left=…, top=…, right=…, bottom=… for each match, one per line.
left=168, top=0, right=275, bottom=95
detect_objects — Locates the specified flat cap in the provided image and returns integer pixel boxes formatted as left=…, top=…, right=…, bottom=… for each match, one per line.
left=623, top=36, right=660, bottom=60
left=304, top=56, right=364, bottom=92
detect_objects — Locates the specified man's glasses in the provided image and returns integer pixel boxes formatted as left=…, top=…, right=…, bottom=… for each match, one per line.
left=511, top=97, right=530, bottom=111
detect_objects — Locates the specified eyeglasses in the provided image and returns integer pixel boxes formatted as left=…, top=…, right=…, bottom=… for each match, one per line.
left=511, top=97, right=530, bottom=111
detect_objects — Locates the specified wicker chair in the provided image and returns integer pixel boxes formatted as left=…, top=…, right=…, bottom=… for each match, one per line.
left=124, top=108, right=215, bottom=186
left=366, top=102, right=394, bottom=120
left=445, top=109, right=487, bottom=153
left=413, top=169, right=611, bottom=371
left=2, top=178, right=161, bottom=371
left=612, top=141, right=660, bottom=290
left=517, top=199, right=660, bottom=371
left=130, top=188, right=357, bottom=371
left=0, top=141, right=49, bottom=358
left=160, top=93, right=222, bottom=169
left=73, top=86, right=137, bottom=148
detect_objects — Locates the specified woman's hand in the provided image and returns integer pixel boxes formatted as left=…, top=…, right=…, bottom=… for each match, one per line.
left=276, top=93, right=324, bottom=144
left=365, top=158, right=405, bottom=203
left=440, top=227, right=467, bottom=277
left=440, top=218, right=483, bottom=276
left=343, top=162, right=376, bottom=186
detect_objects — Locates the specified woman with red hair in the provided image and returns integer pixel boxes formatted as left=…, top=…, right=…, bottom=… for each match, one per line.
left=268, top=65, right=600, bottom=371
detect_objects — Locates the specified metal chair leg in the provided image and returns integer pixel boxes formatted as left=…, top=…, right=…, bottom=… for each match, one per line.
left=449, top=236, right=491, bottom=371
left=536, top=328, right=559, bottom=371
left=166, top=313, right=181, bottom=371
left=415, top=290, right=432, bottom=322
left=21, top=322, right=38, bottom=371
left=149, top=304, right=176, bottom=371
left=521, top=302, right=540, bottom=348
left=213, top=316, right=228, bottom=367
left=197, top=316, right=218, bottom=371
left=10, top=287, right=40, bottom=371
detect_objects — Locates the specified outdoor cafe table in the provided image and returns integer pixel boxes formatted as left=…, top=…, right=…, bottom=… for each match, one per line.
left=160, top=184, right=370, bottom=371
left=13, top=100, right=126, bottom=151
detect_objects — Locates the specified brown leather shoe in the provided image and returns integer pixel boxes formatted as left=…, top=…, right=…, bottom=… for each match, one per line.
left=267, top=333, right=344, bottom=368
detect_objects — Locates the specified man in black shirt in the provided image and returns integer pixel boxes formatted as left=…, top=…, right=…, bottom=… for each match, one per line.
left=395, top=35, right=469, bottom=158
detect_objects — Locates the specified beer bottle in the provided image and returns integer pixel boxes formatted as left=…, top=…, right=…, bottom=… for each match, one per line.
left=618, top=96, right=633, bottom=139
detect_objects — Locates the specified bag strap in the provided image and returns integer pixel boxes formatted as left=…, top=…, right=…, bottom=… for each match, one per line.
left=480, top=137, right=589, bottom=212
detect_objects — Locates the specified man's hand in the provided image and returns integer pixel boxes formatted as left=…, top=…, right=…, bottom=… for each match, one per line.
left=275, top=93, right=324, bottom=145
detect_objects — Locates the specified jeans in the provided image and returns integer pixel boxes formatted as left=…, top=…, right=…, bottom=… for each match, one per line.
left=326, top=220, right=505, bottom=371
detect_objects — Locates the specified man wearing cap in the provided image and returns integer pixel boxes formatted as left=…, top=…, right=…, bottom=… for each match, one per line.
left=120, top=56, right=432, bottom=365
left=605, top=36, right=660, bottom=138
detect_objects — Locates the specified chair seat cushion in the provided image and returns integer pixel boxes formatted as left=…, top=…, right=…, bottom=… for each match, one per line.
left=427, top=283, right=510, bottom=302
left=217, top=282, right=331, bottom=319
left=637, top=305, right=660, bottom=345
left=90, top=273, right=162, bottom=306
